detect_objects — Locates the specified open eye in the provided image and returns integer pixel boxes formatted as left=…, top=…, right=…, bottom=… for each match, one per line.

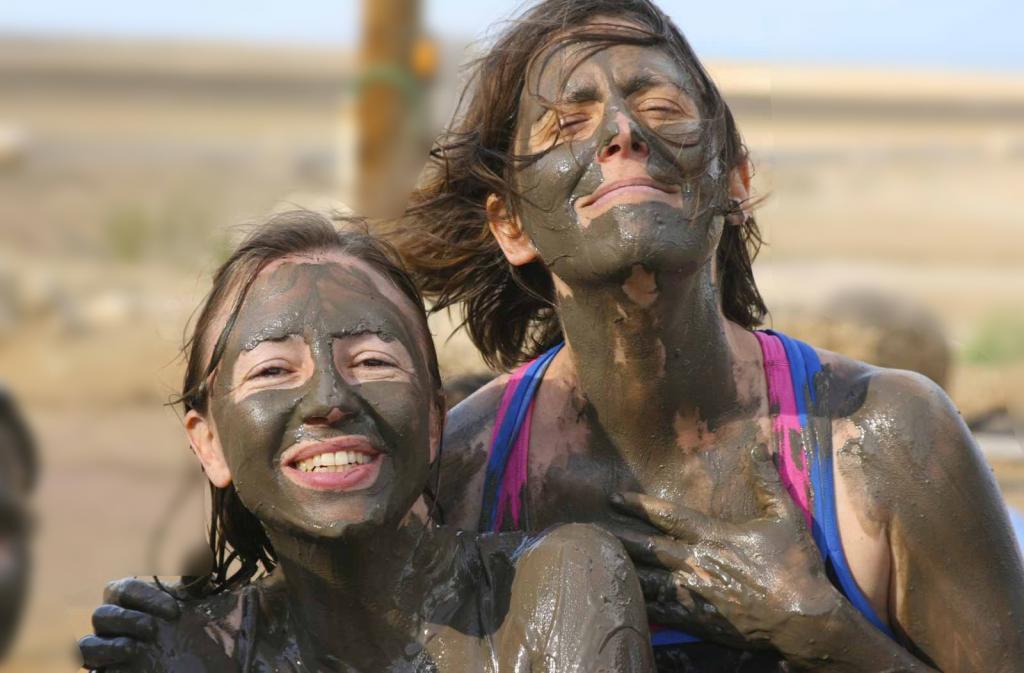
left=334, top=335, right=415, bottom=385
left=353, top=353, right=399, bottom=370
left=243, top=361, right=295, bottom=383
left=355, top=357, right=392, bottom=368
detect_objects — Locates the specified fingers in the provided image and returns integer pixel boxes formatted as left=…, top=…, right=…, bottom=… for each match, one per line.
left=749, top=446, right=800, bottom=521
left=78, top=634, right=138, bottom=670
left=92, top=604, right=158, bottom=642
left=611, top=526, right=691, bottom=570
left=103, top=578, right=180, bottom=621
left=610, top=492, right=720, bottom=543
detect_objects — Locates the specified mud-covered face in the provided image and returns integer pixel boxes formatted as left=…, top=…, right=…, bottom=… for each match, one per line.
left=512, top=35, right=728, bottom=281
left=208, top=257, right=436, bottom=539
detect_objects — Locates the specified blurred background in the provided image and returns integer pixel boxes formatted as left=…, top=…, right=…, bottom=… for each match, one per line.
left=0, top=1, right=1022, bottom=669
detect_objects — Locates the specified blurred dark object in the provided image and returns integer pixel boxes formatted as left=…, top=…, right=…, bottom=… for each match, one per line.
left=967, top=407, right=1016, bottom=435
left=0, top=386, right=37, bottom=661
left=444, top=373, right=493, bottom=410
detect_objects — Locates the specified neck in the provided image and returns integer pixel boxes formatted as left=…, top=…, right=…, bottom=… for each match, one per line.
left=265, top=502, right=466, bottom=671
left=553, top=262, right=760, bottom=464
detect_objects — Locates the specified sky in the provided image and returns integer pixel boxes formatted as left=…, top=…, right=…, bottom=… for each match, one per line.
left=1, top=0, right=1021, bottom=72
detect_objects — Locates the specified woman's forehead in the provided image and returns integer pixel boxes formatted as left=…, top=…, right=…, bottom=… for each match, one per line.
left=524, top=36, right=692, bottom=104
left=256, top=253, right=420, bottom=322
left=202, top=253, right=428, bottom=368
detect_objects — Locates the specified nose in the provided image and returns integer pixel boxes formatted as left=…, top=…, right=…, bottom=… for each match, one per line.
left=297, top=360, right=359, bottom=426
left=597, top=112, right=649, bottom=163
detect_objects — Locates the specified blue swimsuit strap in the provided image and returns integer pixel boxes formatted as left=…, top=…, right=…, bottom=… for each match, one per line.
left=656, top=332, right=895, bottom=648
left=482, top=342, right=564, bottom=532
left=767, top=330, right=896, bottom=640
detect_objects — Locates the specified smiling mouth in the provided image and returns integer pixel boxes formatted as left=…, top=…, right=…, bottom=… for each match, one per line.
left=577, top=177, right=681, bottom=212
left=295, top=450, right=374, bottom=473
left=281, top=436, right=383, bottom=492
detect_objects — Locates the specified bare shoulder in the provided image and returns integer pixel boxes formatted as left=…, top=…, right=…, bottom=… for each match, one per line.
left=439, top=373, right=511, bottom=529
left=816, top=349, right=1024, bottom=667
left=816, top=348, right=989, bottom=513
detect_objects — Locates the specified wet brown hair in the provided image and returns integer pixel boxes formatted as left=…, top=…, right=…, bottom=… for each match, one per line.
left=179, top=210, right=443, bottom=595
left=396, top=0, right=766, bottom=370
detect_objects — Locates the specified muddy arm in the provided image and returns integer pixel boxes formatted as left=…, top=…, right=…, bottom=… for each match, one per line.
left=436, top=376, right=506, bottom=530
left=501, top=524, right=654, bottom=673
left=865, top=371, right=1024, bottom=672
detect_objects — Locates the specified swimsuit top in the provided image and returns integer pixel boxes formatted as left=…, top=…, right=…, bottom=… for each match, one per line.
left=480, top=330, right=895, bottom=647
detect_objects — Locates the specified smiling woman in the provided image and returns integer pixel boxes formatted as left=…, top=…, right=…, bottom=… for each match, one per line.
left=78, top=210, right=654, bottom=673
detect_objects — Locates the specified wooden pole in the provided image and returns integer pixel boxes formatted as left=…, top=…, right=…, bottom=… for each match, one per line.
left=356, top=0, right=422, bottom=215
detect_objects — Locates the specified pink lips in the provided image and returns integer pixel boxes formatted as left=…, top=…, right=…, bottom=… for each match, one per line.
left=577, top=177, right=680, bottom=212
left=280, top=435, right=383, bottom=492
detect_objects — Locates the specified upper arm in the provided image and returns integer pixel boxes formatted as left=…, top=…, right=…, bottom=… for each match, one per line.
left=437, top=375, right=506, bottom=530
left=500, top=524, right=653, bottom=673
left=860, top=370, right=1024, bottom=671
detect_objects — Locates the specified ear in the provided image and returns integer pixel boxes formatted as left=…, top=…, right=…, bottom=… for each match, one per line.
left=486, top=193, right=538, bottom=267
left=185, top=409, right=232, bottom=488
left=727, top=158, right=753, bottom=220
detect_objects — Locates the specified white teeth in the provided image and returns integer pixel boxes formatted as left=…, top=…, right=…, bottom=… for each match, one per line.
left=294, top=451, right=373, bottom=473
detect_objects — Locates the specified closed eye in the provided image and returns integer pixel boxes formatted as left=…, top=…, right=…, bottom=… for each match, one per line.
left=558, top=114, right=588, bottom=130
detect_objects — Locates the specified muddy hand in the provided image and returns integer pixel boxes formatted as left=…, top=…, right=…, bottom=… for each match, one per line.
left=78, top=577, right=180, bottom=670
left=610, top=448, right=844, bottom=652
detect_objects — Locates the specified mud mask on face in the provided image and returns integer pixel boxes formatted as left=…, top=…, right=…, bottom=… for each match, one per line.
left=209, top=261, right=435, bottom=540
left=511, top=43, right=729, bottom=281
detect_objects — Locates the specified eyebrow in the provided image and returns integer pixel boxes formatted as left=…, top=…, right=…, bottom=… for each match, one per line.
left=242, top=331, right=299, bottom=352
left=619, top=72, right=680, bottom=98
left=329, top=328, right=395, bottom=342
left=562, top=83, right=601, bottom=105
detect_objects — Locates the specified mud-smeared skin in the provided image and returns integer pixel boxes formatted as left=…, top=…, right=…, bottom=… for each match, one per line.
left=84, top=259, right=653, bottom=673
left=512, top=44, right=722, bottom=287
left=822, top=354, right=1024, bottom=672
left=111, top=524, right=652, bottom=673
left=438, top=33, right=1024, bottom=673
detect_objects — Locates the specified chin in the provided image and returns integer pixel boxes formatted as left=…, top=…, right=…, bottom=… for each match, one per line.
left=251, top=493, right=390, bottom=541
left=578, top=201, right=720, bottom=279
left=304, top=499, right=393, bottom=538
